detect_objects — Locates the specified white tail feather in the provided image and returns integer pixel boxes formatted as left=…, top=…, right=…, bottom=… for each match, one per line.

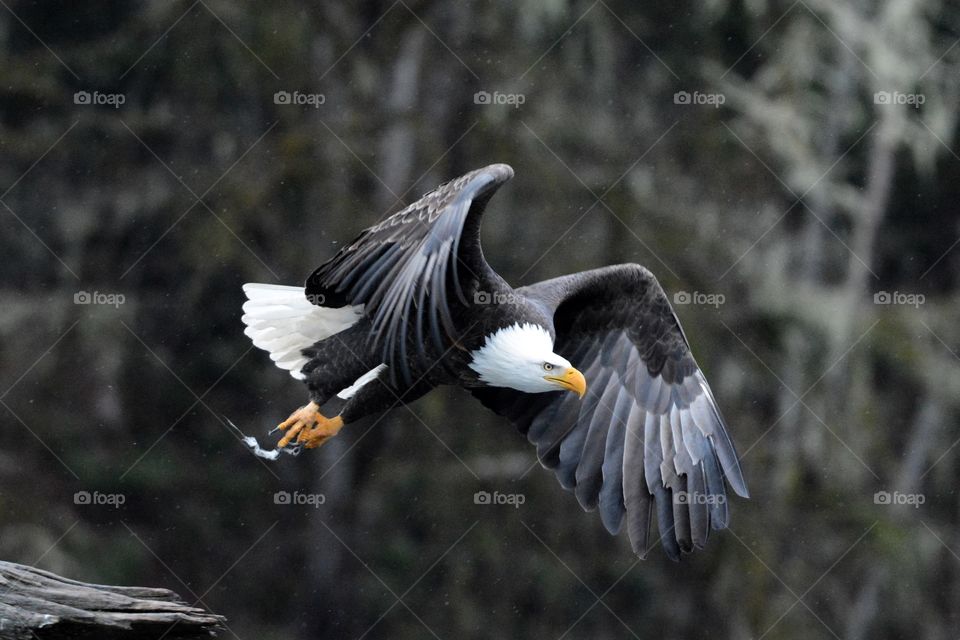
left=241, top=283, right=363, bottom=379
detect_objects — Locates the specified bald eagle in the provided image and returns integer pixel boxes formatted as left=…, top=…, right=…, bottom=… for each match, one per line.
left=241, top=164, right=748, bottom=559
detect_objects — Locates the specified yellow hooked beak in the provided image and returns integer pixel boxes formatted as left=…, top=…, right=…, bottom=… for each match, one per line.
left=545, top=366, right=587, bottom=399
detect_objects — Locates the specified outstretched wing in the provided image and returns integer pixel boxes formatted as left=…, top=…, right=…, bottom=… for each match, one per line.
left=471, top=264, right=748, bottom=560
left=306, top=164, right=513, bottom=382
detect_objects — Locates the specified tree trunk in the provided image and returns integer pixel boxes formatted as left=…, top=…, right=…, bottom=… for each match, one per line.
left=0, top=561, right=224, bottom=639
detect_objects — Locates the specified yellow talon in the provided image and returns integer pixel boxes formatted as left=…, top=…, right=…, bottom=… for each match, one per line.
left=275, top=402, right=343, bottom=450
left=298, top=415, right=344, bottom=449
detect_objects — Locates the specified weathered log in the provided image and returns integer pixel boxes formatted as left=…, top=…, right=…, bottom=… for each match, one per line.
left=0, top=561, right=224, bottom=639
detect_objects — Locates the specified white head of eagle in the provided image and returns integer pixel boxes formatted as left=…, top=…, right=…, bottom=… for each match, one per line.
left=468, top=322, right=587, bottom=397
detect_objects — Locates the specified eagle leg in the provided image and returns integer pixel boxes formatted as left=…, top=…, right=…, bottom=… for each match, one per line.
left=296, top=415, right=344, bottom=449
left=275, top=401, right=344, bottom=450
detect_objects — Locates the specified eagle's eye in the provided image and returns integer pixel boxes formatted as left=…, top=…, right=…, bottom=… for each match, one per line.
left=542, top=362, right=555, bottom=371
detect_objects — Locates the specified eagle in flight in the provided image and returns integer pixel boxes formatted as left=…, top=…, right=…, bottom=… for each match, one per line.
left=241, top=164, right=748, bottom=560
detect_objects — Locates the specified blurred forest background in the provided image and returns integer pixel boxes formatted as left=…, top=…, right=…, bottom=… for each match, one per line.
left=1, top=1, right=959, bottom=638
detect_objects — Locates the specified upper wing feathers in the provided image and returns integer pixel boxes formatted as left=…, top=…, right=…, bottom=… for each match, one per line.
left=305, top=164, right=513, bottom=382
